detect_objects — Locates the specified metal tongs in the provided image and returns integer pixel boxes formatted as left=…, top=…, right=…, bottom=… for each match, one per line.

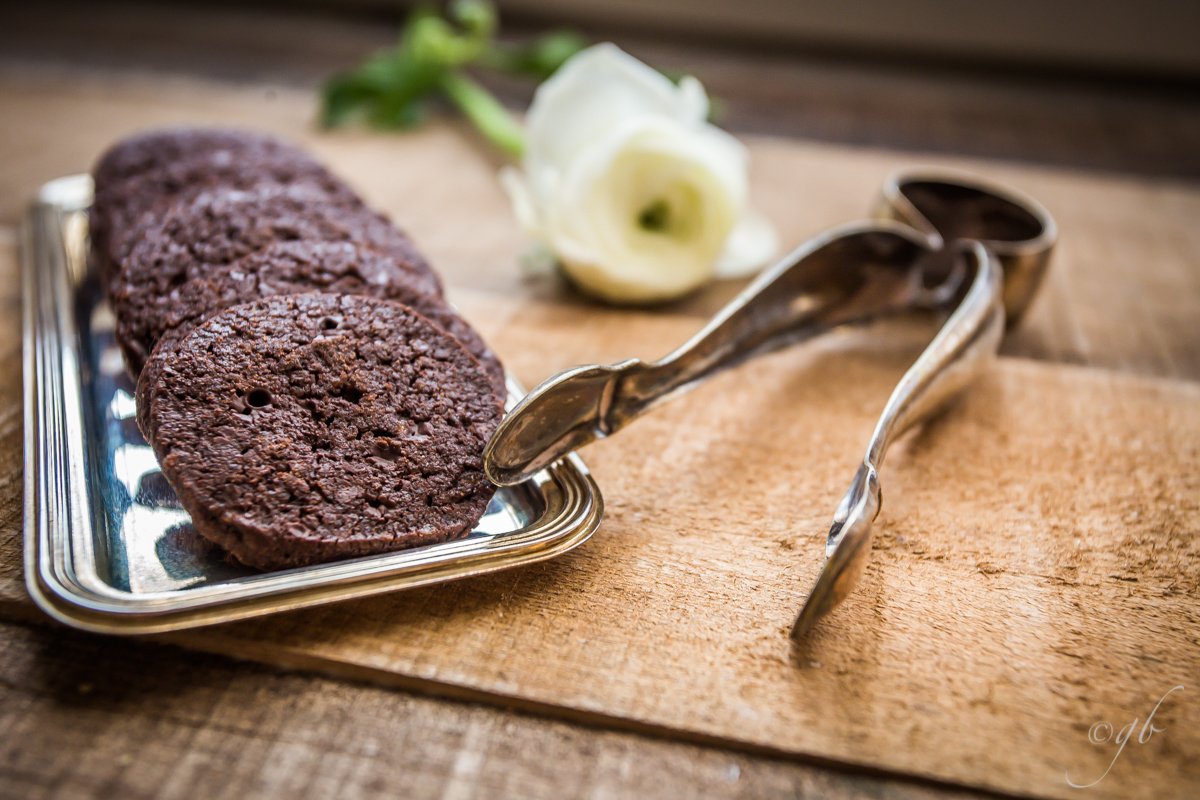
left=483, top=170, right=1056, bottom=640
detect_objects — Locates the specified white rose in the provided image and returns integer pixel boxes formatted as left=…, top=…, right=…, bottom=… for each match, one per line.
left=501, top=43, right=777, bottom=303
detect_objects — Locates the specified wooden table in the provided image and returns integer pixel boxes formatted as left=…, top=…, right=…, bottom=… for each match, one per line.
left=1, top=3, right=1198, bottom=799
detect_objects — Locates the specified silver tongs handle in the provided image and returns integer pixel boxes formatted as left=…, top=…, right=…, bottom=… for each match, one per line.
left=485, top=221, right=946, bottom=486
left=484, top=170, right=1053, bottom=489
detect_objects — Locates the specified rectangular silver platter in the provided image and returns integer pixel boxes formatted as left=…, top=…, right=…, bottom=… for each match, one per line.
left=23, top=175, right=603, bottom=634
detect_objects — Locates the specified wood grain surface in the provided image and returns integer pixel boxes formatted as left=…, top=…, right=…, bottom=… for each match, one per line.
left=1, top=62, right=1198, bottom=800
left=152, top=305, right=1197, bottom=800
left=0, top=232, right=22, bottom=614
left=2, top=620, right=984, bottom=800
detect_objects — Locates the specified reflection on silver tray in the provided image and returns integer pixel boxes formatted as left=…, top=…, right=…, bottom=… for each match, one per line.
left=22, top=175, right=603, bottom=634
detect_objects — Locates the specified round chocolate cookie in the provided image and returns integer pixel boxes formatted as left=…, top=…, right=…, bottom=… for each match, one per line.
left=91, top=128, right=356, bottom=284
left=140, top=293, right=502, bottom=571
left=125, top=237, right=506, bottom=433
left=111, top=182, right=442, bottom=374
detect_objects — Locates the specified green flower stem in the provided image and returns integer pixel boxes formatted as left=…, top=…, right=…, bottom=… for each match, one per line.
left=439, top=70, right=525, bottom=159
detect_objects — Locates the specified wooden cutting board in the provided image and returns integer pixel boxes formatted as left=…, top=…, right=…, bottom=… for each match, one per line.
left=150, top=302, right=1197, bottom=800
left=1, top=72, right=1198, bottom=799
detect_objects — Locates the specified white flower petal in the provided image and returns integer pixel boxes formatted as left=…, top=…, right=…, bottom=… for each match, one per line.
left=524, top=44, right=705, bottom=186
left=676, top=76, right=711, bottom=124
left=544, top=119, right=745, bottom=302
left=498, top=166, right=541, bottom=236
left=714, top=208, right=779, bottom=278
left=500, top=42, right=779, bottom=304
left=549, top=117, right=746, bottom=245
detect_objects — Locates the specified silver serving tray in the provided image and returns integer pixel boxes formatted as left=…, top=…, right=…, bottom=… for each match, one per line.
left=22, top=174, right=603, bottom=634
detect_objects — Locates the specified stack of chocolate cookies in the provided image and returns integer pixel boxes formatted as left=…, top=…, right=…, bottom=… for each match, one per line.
left=94, top=128, right=505, bottom=571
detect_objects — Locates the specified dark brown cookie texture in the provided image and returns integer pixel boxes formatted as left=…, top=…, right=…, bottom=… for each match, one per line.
left=111, top=182, right=440, bottom=375
left=129, top=243, right=505, bottom=435
left=140, top=293, right=502, bottom=571
left=405, top=297, right=507, bottom=402
left=111, top=180, right=505, bottom=397
left=91, top=128, right=356, bottom=284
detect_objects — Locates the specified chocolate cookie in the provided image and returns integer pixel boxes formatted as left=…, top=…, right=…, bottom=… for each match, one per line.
left=91, top=128, right=356, bottom=284
left=140, top=293, right=502, bottom=571
left=126, top=238, right=506, bottom=434
left=111, top=183, right=441, bottom=374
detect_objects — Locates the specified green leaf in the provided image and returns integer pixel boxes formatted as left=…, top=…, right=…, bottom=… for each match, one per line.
left=320, top=43, right=446, bottom=129
left=406, top=1, right=495, bottom=68
left=450, top=0, right=497, bottom=41
left=484, top=30, right=588, bottom=80
left=320, top=1, right=512, bottom=132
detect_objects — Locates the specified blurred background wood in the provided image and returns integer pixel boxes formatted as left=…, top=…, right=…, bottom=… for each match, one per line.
left=2, top=1, right=1198, bottom=178
left=172, top=0, right=1200, bottom=79
left=492, top=0, right=1200, bottom=78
